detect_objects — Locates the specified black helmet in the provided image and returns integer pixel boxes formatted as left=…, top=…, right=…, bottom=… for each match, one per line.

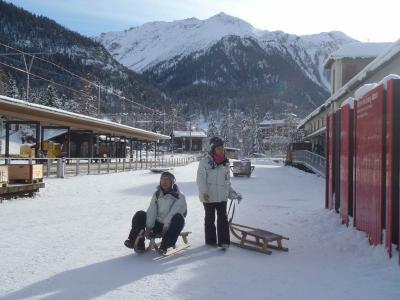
left=209, top=136, right=224, bottom=153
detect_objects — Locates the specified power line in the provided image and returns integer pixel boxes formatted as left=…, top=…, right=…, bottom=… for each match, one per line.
left=0, top=41, right=163, bottom=114
left=0, top=60, right=95, bottom=99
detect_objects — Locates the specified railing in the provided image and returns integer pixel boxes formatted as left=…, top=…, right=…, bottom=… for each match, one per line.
left=0, top=156, right=199, bottom=178
left=292, top=150, right=326, bottom=177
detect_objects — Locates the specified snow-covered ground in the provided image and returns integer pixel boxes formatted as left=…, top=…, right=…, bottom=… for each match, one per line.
left=0, top=159, right=399, bottom=300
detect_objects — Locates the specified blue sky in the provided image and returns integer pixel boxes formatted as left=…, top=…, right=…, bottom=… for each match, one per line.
left=6, top=0, right=400, bottom=42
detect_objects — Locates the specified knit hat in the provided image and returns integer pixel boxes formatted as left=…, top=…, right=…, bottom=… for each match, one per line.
left=160, top=171, right=176, bottom=183
left=209, top=136, right=224, bottom=153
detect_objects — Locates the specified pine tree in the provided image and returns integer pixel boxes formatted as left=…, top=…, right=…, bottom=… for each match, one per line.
left=0, top=67, right=9, bottom=96
left=7, top=76, right=20, bottom=99
left=207, top=117, right=219, bottom=138
left=42, top=84, right=62, bottom=108
left=75, top=73, right=98, bottom=116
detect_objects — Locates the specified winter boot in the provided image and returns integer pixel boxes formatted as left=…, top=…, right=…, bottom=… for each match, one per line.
left=124, top=239, right=135, bottom=249
left=157, top=247, right=168, bottom=255
left=219, top=243, right=230, bottom=250
left=133, top=235, right=146, bottom=253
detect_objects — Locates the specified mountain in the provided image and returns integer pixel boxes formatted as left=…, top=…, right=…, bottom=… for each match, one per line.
left=0, top=0, right=171, bottom=131
left=98, top=13, right=357, bottom=116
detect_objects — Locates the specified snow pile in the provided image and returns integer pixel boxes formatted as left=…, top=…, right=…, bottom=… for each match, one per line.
left=378, top=74, right=400, bottom=89
left=354, top=83, right=378, bottom=100
left=327, top=42, right=393, bottom=61
left=340, top=97, right=355, bottom=109
left=0, top=160, right=399, bottom=299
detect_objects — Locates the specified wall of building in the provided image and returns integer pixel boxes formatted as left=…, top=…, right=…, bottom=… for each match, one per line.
left=331, top=58, right=374, bottom=94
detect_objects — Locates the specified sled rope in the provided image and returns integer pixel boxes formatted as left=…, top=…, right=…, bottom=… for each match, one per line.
left=228, top=199, right=236, bottom=223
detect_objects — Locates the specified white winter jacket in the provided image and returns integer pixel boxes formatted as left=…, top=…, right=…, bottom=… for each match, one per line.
left=196, top=154, right=237, bottom=203
left=146, top=186, right=187, bottom=228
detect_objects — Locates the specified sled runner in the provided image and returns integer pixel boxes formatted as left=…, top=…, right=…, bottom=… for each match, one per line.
left=135, top=230, right=191, bottom=256
left=229, top=222, right=289, bottom=255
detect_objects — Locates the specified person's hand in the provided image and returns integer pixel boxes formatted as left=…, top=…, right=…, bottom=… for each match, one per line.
left=161, top=224, right=169, bottom=236
left=203, top=194, right=210, bottom=203
left=236, top=193, right=243, bottom=204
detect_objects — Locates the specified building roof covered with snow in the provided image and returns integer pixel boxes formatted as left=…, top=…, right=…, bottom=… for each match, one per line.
left=259, top=119, right=286, bottom=127
left=0, top=95, right=170, bottom=142
left=172, top=130, right=207, bottom=138
left=324, top=42, right=393, bottom=68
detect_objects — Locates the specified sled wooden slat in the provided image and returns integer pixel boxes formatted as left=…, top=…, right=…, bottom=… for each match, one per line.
left=144, top=231, right=191, bottom=253
left=229, top=222, right=289, bottom=254
left=231, top=241, right=272, bottom=255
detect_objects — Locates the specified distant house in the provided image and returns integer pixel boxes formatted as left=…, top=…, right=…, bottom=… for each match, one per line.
left=224, top=146, right=240, bottom=159
left=172, top=130, right=207, bottom=152
left=259, top=118, right=298, bottom=152
left=259, top=119, right=287, bottom=135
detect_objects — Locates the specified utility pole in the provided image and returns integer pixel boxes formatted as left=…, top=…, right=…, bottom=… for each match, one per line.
left=171, top=109, right=175, bottom=155
left=162, top=108, right=166, bottom=134
left=189, top=117, right=192, bottom=153
left=97, top=81, right=101, bottom=117
left=22, top=54, right=35, bottom=101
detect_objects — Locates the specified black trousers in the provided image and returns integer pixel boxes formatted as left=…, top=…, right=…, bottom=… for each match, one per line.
left=128, top=210, right=184, bottom=250
left=203, top=201, right=230, bottom=246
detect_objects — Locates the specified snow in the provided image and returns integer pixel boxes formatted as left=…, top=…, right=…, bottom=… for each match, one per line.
left=340, top=97, right=355, bottom=109
left=0, top=95, right=169, bottom=141
left=259, top=119, right=286, bottom=127
left=378, top=74, right=400, bottom=89
left=325, top=42, right=393, bottom=66
left=98, top=13, right=262, bottom=72
left=98, top=13, right=355, bottom=90
left=173, top=130, right=207, bottom=138
left=1, top=160, right=399, bottom=300
left=354, top=83, right=378, bottom=100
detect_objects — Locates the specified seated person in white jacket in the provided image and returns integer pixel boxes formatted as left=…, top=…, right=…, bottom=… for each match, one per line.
left=124, top=171, right=187, bottom=254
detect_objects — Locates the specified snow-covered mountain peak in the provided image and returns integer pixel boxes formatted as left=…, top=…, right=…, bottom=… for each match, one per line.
left=98, top=13, right=266, bottom=72
left=98, top=13, right=356, bottom=91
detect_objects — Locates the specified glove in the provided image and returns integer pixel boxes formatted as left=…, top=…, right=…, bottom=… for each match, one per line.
left=145, top=227, right=153, bottom=239
left=235, top=192, right=243, bottom=204
left=161, top=224, right=169, bottom=236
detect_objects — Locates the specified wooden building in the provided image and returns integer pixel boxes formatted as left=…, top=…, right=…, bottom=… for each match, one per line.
left=172, top=130, right=207, bottom=152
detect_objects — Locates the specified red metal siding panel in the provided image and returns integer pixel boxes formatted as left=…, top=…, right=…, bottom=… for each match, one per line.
left=327, top=113, right=335, bottom=209
left=386, top=79, right=400, bottom=258
left=355, top=85, right=385, bottom=246
left=340, top=105, right=353, bottom=225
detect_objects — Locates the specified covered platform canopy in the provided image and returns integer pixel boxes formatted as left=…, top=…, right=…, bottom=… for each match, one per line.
left=0, top=95, right=170, bottom=142
left=0, top=95, right=170, bottom=159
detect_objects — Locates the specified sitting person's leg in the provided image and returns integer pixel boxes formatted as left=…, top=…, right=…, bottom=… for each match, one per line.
left=149, top=220, right=164, bottom=238
left=160, top=214, right=185, bottom=251
left=125, top=210, right=146, bottom=250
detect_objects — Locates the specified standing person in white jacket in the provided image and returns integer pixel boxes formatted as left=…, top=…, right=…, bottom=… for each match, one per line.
left=196, top=137, right=240, bottom=249
left=124, top=171, right=187, bottom=255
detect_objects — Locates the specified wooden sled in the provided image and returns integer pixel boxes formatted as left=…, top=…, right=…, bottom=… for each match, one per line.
left=229, top=222, right=289, bottom=255
left=138, top=230, right=191, bottom=256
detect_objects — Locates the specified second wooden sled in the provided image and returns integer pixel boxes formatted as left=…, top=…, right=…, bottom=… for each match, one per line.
left=229, top=222, right=289, bottom=255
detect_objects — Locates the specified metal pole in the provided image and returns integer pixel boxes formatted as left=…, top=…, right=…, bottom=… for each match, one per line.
left=5, top=121, right=10, bottom=160
left=146, top=142, right=148, bottom=169
left=98, top=82, right=101, bottom=117
left=22, top=54, right=35, bottom=101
